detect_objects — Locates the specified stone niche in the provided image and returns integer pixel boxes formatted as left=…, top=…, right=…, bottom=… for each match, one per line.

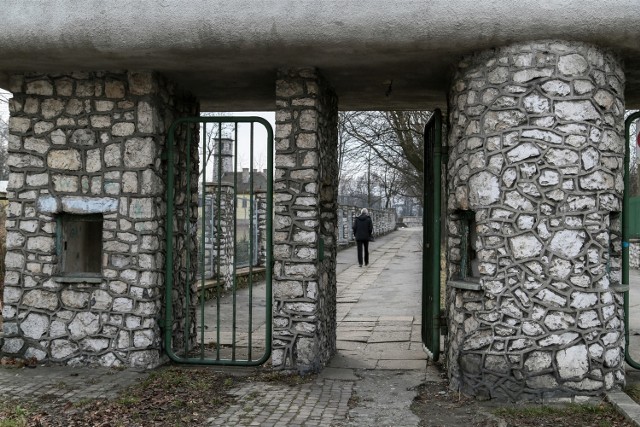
left=1, top=71, right=198, bottom=368
left=445, top=41, right=626, bottom=400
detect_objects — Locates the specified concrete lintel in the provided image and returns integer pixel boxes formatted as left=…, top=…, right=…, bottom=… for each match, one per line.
left=1, top=1, right=639, bottom=109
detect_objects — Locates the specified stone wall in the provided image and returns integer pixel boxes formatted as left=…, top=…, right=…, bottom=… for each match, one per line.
left=445, top=41, right=626, bottom=399
left=200, top=183, right=235, bottom=286
left=256, top=190, right=268, bottom=267
left=272, top=68, right=338, bottom=372
left=1, top=71, right=199, bottom=367
left=399, top=216, right=422, bottom=228
left=631, top=243, right=640, bottom=269
left=337, top=206, right=397, bottom=245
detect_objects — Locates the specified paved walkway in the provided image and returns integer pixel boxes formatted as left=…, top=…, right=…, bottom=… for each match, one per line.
left=208, top=228, right=430, bottom=426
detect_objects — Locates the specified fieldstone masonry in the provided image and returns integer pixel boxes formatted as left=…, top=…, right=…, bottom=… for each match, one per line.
left=1, top=71, right=199, bottom=367
left=201, top=183, right=235, bottom=286
left=272, top=68, right=339, bottom=372
left=256, top=190, right=268, bottom=267
left=336, top=206, right=397, bottom=245
left=445, top=41, right=626, bottom=399
left=631, top=243, right=639, bottom=269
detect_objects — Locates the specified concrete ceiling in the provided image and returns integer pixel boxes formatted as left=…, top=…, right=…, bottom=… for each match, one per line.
left=1, top=0, right=639, bottom=111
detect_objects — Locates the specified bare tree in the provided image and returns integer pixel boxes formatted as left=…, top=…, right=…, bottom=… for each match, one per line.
left=0, top=89, right=10, bottom=180
left=199, top=113, right=235, bottom=183
left=339, top=110, right=432, bottom=207
left=627, top=110, right=639, bottom=197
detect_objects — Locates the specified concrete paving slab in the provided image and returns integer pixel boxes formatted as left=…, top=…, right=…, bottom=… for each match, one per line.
left=365, top=342, right=411, bottom=352
left=364, top=349, right=427, bottom=360
left=341, top=316, right=380, bottom=323
left=328, top=353, right=378, bottom=369
left=342, top=370, right=424, bottom=426
left=377, top=359, right=427, bottom=370
left=337, top=332, right=370, bottom=342
left=336, top=341, right=367, bottom=351
left=373, top=325, right=413, bottom=332
left=337, top=298, right=359, bottom=303
left=410, top=342, right=429, bottom=351
left=338, top=324, right=375, bottom=330
left=368, top=331, right=412, bottom=343
left=337, top=321, right=376, bottom=328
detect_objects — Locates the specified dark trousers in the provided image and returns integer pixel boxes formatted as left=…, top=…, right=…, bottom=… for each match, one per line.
left=356, top=240, right=369, bottom=266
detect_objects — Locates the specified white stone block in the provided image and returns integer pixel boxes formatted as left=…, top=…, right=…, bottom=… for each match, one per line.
left=469, top=171, right=500, bottom=206
left=558, top=54, right=588, bottom=76
left=549, top=230, right=585, bottom=258
left=51, top=339, right=78, bottom=359
left=20, top=312, right=49, bottom=339
left=133, top=329, right=155, bottom=348
left=24, top=136, right=50, bottom=154
left=570, top=292, right=598, bottom=309
left=68, top=312, right=100, bottom=339
left=47, top=149, right=82, bottom=170
left=555, top=100, right=599, bottom=121
left=26, top=236, right=55, bottom=253
left=556, top=344, right=589, bottom=379
left=2, top=338, right=24, bottom=354
left=124, top=137, right=156, bottom=168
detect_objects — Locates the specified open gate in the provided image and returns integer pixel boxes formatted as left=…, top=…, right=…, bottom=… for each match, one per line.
left=164, top=116, right=273, bottom=366
left=422, top=109, right=443, bottom=360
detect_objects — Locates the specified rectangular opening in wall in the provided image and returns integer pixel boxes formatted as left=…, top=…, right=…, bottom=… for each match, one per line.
left=58, top=213, right=103, bottom=277
left=458, top=210, right=480, bottom=283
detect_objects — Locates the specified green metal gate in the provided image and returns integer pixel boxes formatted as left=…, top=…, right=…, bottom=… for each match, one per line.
left=164, top=116, right=273, bottom=366
left=422, top=109, right=444, bottom=360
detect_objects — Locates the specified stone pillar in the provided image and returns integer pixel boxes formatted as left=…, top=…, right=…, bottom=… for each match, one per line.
left=446, top=41, right=626, bottom=399
left=631, top=243, right=640, bottom=269
left=1, top=71, right=199, bottom=368
left=201, top=182, right=234, bottom=287
left=272, top=68, right=338, bottom=372
left=255, top=190, right=268, bottom=267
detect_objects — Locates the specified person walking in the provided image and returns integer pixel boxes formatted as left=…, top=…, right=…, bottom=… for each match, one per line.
left=352, top=208, right=373, bottom=267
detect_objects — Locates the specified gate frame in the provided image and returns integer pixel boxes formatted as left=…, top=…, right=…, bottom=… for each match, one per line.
left=163, top=116, right=273, bottom=366
left=422, top=108, right=444, bottom=360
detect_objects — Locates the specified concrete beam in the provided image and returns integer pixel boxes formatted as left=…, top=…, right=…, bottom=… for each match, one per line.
left=1, top=1, right=639, bottom=109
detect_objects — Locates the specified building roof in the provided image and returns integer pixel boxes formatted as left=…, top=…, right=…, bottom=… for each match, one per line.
left=217, top=170, right=268, bottom=193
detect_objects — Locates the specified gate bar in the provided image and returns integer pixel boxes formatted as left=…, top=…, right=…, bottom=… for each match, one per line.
left=422, top=109, right=443, bottom=361
left=624, top=112, right=640, bottom=369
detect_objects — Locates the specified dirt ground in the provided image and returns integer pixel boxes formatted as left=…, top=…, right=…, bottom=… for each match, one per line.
left=410, top=370, right=635, bottom=427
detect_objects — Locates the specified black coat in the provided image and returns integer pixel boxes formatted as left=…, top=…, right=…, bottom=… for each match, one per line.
left=352, top=214, right=373, bottom=241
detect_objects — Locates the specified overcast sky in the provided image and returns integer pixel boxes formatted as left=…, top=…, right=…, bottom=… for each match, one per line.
left=0, top=89, right=8, bottom=123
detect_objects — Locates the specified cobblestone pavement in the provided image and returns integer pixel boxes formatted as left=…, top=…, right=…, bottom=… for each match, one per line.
left=0, top=365, right=147, bottom=403
left=208, top=377, right=353, bottom=426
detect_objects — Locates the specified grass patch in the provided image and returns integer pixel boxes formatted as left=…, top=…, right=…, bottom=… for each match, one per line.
left=493, top=402, right=633, bottom=427
left=0, top=366, right=242, bottom=426
left=0, top=403, right=31, bottom=427
left=624, top=383, right=640, bottom=403
left=250, top=370, right=316, bottom=386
